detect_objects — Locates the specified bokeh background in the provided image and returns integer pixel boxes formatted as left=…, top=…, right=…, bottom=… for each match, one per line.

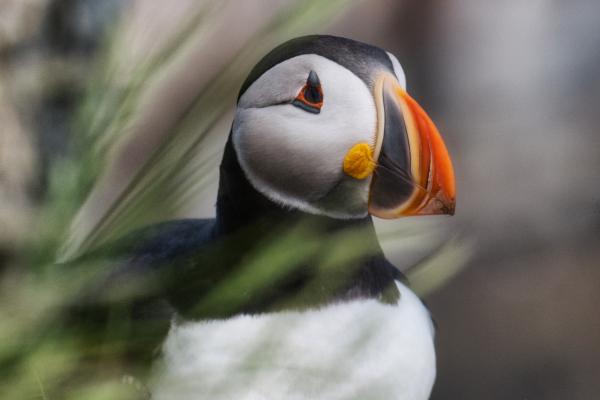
left=1, top=0, right=599, bottom=399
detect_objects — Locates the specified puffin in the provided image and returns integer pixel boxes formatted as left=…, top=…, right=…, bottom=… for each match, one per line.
left=73, top=35, right=455, bottom=400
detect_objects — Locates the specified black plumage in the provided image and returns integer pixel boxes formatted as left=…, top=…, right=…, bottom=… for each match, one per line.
left=78, top=134, right=405, bottom=319
left=66, top=35, right=411, bottom=373
left=63, top=135, right=405, bottom=373
left=238, top=35, right=395, bottom=97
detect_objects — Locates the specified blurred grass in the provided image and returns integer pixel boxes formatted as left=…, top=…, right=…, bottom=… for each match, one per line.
left=2, top=2, right=362, bottom=398
left=59, top=0, right=350, bottom=261
left=0, top=1, right=469, bottom=398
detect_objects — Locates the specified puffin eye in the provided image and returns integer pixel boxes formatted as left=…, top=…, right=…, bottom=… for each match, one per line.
left=292, top=70, right=323, bottom=114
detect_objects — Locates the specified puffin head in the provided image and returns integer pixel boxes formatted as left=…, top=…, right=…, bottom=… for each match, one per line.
left=232, top=35, right=455, bottom=220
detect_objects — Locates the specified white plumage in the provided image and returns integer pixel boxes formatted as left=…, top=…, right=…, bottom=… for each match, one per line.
left=150, top=282, right=435, bottom=400
left=233, top=54, right=377, bottom=219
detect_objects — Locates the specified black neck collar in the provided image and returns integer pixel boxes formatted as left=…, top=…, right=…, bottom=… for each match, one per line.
left=202, top=132, right=403, bottom=316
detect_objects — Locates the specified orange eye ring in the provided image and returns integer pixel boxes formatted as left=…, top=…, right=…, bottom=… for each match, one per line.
left=292, top=70, right=323, bottom=114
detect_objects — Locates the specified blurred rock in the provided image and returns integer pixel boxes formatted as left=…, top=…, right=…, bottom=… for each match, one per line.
left=0, top=1, right=45, bottom=261
left=0, top=0, right=126, bottom=263
left=0, top=79, right=36, bottom=253
left=0, top=0, right=47, bottom=51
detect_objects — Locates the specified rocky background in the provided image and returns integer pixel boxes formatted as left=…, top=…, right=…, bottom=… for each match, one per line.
left=1, top=1, right=599, bottom=399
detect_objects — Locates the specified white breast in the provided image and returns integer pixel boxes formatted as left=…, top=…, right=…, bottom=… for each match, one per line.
left=150, top=282, right=435, bottom=400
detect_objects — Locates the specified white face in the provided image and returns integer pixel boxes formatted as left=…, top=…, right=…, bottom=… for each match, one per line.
left=233, top=53, right=403, bottom=219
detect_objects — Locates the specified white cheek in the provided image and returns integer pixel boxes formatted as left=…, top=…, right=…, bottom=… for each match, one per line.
left=233, top=55, right=377, bottom=218
left=234, top=107, right=340, bottom=201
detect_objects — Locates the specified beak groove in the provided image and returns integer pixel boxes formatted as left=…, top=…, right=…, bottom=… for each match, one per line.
left=368, top=74, right=456, bottom=218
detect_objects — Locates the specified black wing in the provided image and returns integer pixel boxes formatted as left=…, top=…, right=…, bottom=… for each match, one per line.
left=62, top=218, right=215, bottom=370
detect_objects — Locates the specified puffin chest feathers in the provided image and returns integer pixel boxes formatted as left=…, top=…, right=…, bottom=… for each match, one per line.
left=151, top=282, right=436, bottom=400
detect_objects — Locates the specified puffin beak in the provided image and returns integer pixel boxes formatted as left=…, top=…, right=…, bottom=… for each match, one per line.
left=368, top=74, right=455, bottom=218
